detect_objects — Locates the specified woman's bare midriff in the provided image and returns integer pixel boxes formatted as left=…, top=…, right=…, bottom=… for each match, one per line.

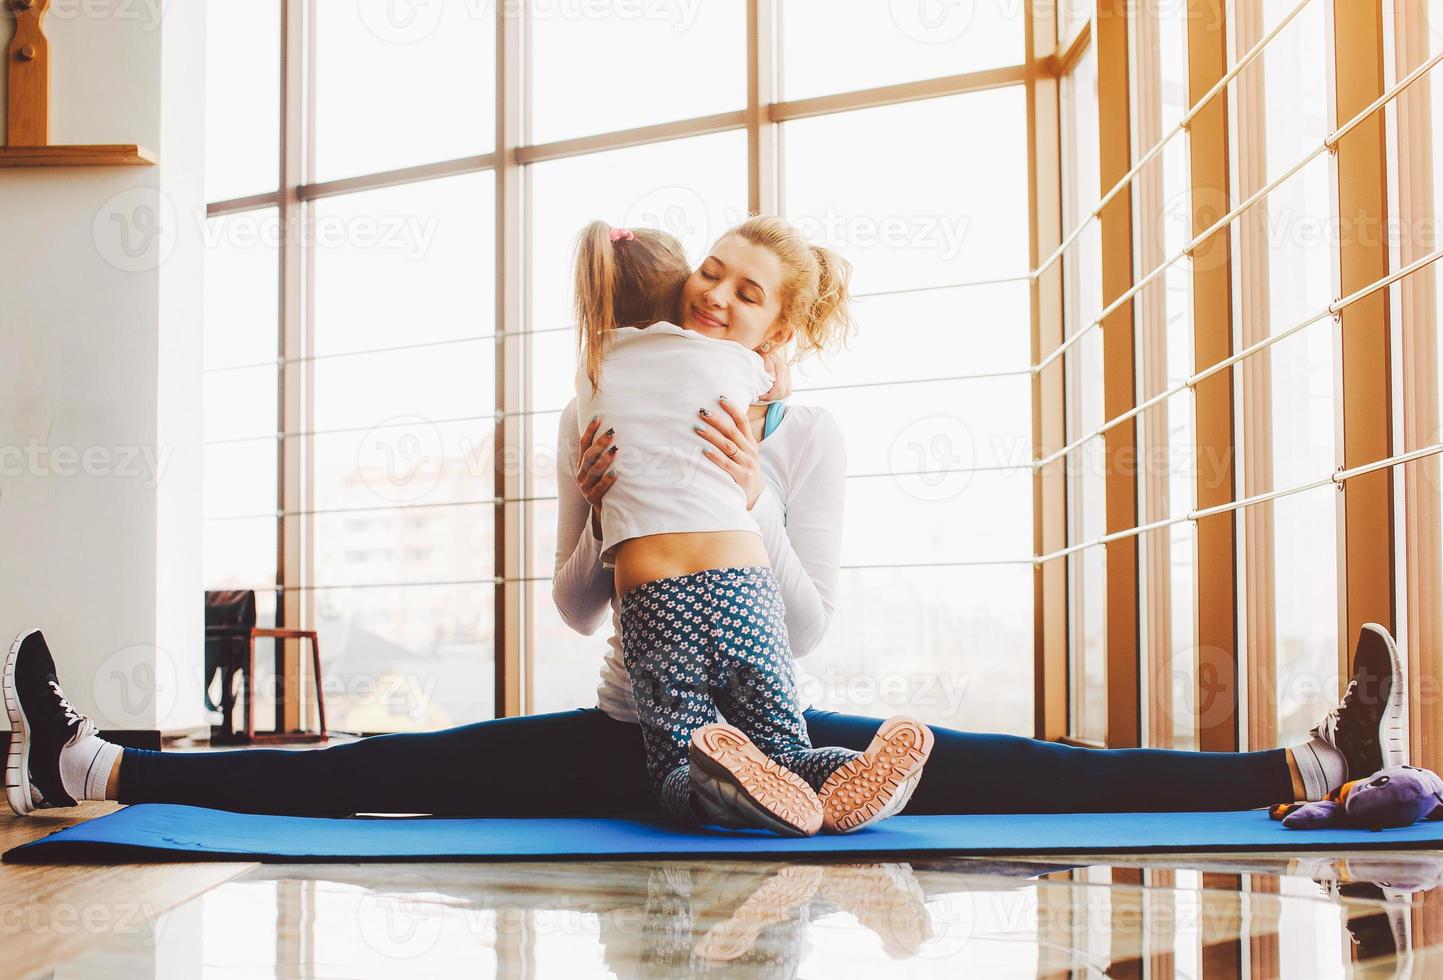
left=614, top=530, right=770, bottom=597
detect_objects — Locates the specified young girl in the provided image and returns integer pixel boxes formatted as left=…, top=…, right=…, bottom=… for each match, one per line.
left=571, top=219, right=935, bottom=836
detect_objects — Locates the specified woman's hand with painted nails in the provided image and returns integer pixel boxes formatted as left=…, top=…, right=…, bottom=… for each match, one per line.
left=576, top=415, right=619, bottom=539
left=696, top=395, right=765, bottom=510
left=755, top=347, right=792, bottom=404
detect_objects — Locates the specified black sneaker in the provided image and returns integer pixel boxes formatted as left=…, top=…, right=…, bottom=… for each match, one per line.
left=1308, top=623, right=1407, bottom=781
left=4, top=629, right=100, bottom=815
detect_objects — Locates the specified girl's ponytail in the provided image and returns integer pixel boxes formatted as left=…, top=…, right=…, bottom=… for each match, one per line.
left=572, top=220, right=691, bottom=392
left=574, top=220, right=618, bottom=391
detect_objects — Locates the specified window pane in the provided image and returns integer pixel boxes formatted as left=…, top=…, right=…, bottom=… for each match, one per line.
left=309, top=583, right=495, bottom=732
left=202, top=209, right=279, bottom=641
left=780, top=87, right=1034, bottom=734
left=1158, top=524, right=1197, bottom=748
left=841, top=471, right=1032, bottom=566
left=528, top=1, right=745, bottom=143
left=1393, top=2, right=1443, bottom=712
left=204, top=441, right=275, bottom=521
left=305, top=172, right=497, bottom=730
left=1238, top=0, right=1337, bottom=746
left=312, top=419, right=497, bottom=513
left=314, top=3, right=495, bottom=181
left=205, top=0, right=279, bottom=201
left=1057, top=0, right=1092, bottom=45
left=310, top=344, right=496, bottom=435
left=781, top=0, right=1025, bottom=101
left=1132, top=3, right=1197, bottom=748
left=529, top=577, right=614, bottom=716
left=309, top=174, right=496, bottom=454
left=313, top=502, right=494, bottom=588
left=312, top=173, right=496, bottom=357
left=805, top=566, right=1033, bottom=736
left=204, top=518, right=277, bottom=593
left=203, top=211, right=280, bottom=369
left=204, top=366, right=277, bottom=442
left=802, top=375, right=1031, bottom=475
left=803, top=280, right=1031, bottom=386
left=527, top=491, right=616, bottom=717
left=783, top=89, right=1031, bottom=293
left=1061, top=44, right=1104, bottom=741
left=526, top=409, right=565, bottom=502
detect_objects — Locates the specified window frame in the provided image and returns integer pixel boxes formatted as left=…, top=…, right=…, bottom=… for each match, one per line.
left=204, top=0, right=1039, bottom=723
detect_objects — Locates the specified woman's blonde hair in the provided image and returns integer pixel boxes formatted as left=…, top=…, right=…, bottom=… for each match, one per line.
left=722, top=214, right=857, bottom=365
left=573, top=220, right=691, bottom=391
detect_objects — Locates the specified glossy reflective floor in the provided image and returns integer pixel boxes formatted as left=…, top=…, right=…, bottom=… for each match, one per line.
left=12, top=841, right=1443, bottom=977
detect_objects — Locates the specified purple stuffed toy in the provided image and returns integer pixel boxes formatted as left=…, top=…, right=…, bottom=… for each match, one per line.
left=1270, top=765, right=1443, bottom=831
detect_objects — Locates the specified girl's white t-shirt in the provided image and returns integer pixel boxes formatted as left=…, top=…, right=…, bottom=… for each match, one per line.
left=553, top=397, right=848, bottom=725
left=573, top=321, right=776, bottom=566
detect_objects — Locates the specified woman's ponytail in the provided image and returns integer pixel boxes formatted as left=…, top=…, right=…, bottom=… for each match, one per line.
left=799, top=243, right=856, bottom=364
left=721, top=216, right=858, bottom=367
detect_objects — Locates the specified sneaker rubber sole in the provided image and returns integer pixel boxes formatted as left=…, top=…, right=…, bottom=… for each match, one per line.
left=818, top=716, right=934, bottom=834
left=4, top=628, right=41, bottom=816
left=1362, top=623, right=1409, bottom=772
left=688, top=723, right=823, bottom=837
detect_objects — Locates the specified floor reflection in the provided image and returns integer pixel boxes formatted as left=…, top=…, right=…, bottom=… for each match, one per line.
left=42, top=850, right=1443, bottom=978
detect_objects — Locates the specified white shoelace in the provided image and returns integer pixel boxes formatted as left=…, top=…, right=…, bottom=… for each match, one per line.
left=49, top=679, right=98, bottom=743
left=1314, top=678, right=1358, bottom=745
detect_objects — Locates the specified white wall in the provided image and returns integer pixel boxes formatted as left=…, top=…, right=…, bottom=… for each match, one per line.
left=0, top=2, right=206, bottom=734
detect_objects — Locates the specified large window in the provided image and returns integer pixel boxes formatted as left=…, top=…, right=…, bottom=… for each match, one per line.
left=202, top=1, right=1442, bottom=759
left=202, top=1, right=1036, bottom=734
left=1044, top=0, right=1440, bottom=778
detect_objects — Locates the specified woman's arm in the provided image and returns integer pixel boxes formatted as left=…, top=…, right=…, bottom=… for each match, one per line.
left=552, top=399, right=614, bottom=634
left=751, top=410, right=847, bottom=658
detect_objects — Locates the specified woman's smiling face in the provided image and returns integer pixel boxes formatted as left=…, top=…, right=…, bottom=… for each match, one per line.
left=678, top=235, right=789, bottom=351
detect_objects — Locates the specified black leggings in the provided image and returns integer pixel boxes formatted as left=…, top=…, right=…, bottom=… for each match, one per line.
left=116, top=706, right=1295, bottom=818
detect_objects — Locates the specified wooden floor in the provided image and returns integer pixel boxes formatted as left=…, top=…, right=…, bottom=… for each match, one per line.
left=0, top=801, right=254, bottom=979
left=5, top=800, right=1443, bottom=977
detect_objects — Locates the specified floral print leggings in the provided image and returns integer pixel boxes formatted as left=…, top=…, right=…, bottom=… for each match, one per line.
left=618, top=565, right=862, bottom=825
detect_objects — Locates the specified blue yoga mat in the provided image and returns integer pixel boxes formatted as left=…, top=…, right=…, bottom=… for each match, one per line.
left=7, top=804, right=1443, bottom=863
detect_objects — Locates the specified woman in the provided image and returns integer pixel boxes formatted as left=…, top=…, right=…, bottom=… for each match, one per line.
left=5, top=217, right=1400, bottom=820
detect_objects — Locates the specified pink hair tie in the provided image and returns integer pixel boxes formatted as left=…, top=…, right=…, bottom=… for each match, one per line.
left=608, top=227, right=635, bottom=243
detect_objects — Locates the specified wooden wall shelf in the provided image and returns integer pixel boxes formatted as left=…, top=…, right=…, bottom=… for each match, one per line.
left=4, top=0, right=155, bottom=167
left=0, top=144, right=157, bottom=167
